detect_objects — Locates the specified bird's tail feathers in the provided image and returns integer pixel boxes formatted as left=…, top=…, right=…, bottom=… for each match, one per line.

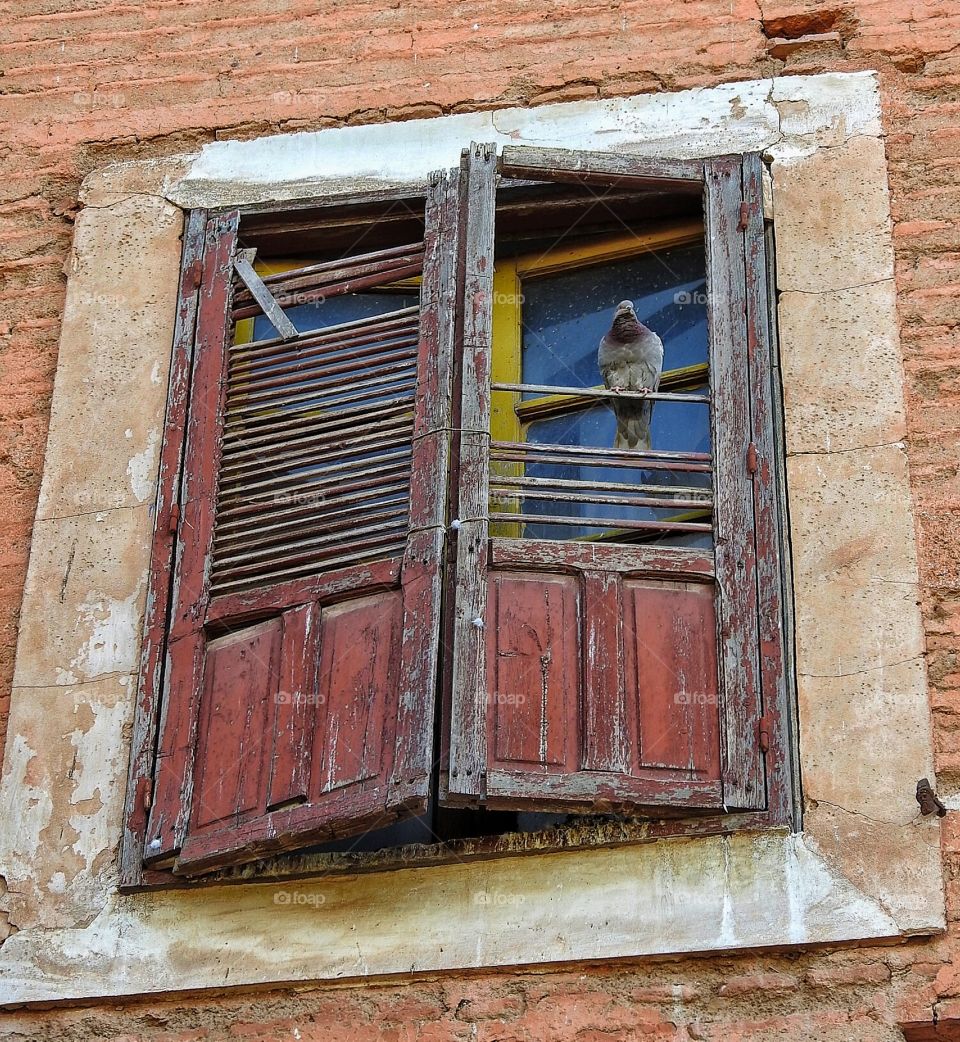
left=614, top=414, right=652, bottom=452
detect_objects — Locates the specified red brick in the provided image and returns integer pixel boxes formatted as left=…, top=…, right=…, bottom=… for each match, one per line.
left=1, top=1, right=960, bottom=1038
left=805, top=962, right=892, bottom=987
left=717, top=972, right=800, bottom=997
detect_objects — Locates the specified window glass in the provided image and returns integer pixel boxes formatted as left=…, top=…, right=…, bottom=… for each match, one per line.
left=491, top=241, right=712, bottom=546
left=520, top=243, right=708, bottom=391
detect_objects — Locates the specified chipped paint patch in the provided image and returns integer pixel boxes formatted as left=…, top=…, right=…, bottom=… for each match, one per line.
left=126, top=428, right=160, bottom=503
left=72, top=585, right=142, bottom=680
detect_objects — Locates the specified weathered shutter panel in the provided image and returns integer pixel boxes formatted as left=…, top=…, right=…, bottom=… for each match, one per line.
left=704, top=156, right=765, bottom=811
left=121, top=208, right=208, bottom=887
left=141, top=171, right=458, bottom=876
left=442, top=145, right=774, bottom=815
left=144, top=209, right=240, bottom=867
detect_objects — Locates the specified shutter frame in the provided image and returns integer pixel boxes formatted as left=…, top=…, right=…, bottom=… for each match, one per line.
left=144, top=209, right=240, bottom=864
left=741, top=151, right=789, bottom=817
left=120, top=207, right=209, bottom=888
left=134, top=174, right=459, bottom=879
left=703, top=156, right=767, bottom=810
left=444, top=142, right=498, bottom=802
left=442, top=144, right=738, bottom=815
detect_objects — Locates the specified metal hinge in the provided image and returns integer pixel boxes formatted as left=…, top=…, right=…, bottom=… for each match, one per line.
left=168, top=502, right=181, bottom=534
left=738, top=200, right=750, bottom=231
left=758, top=714, right=771, bottom=754
left=746, top=441, right=758, bottom=475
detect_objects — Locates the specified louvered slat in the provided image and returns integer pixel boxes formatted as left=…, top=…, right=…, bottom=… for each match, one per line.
left=210, top=243, right=424, bottom=595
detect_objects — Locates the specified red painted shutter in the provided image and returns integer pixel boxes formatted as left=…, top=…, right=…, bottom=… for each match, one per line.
left=140, top=170, right=460, bottom=876
left=441, top=144, right=775, bottom=815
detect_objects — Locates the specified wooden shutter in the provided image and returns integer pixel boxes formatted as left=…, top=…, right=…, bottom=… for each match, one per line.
left=138, top=170, right=459, bottom=876
left=441, top=144, right=772, bottom=815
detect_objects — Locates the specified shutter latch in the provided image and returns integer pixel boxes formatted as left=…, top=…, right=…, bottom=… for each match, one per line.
left=168, top=502, right=180, bottom=534
left=746, top=441, right=758, bottom=475
left=738, top=200, right=750, bottom=231
left=758, top=714, right=771, bottom=754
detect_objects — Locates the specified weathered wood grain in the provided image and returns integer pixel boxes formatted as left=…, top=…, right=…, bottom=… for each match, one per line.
left=742, top=152, right=791, bottom=825
left=120, top=207, right=207, bottom=888
left=704, top=157, right=765, bottom=811
left=446, top=143, right=497, bottom=800
left=145, top=209, right=239, bottom=864
left=498, top=145, right=706, bottom=192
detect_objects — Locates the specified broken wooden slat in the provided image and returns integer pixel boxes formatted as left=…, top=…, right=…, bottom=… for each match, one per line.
left=491, top=472, right=713, bottom=502
left=232, top=263, right=424, bottom=320
left=238, top=249, right=423, bottom=304
left=489, top=485, right=712, bottom=512
left=490, top=537, right=715, bottom=579
left=489, top=511, right=712, bottom=533
left=233, top=250, right=299, bottom=340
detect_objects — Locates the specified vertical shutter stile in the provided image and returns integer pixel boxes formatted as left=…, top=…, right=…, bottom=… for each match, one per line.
left=742, top=152, right=787, bottom=814
left=445, top=143, right=498, bottom=803
left=391, top=167, right=462, bottom=802
left=121, top=208, right=209, bottom=886
left=704, top=158, right=765, bottom=810
left=145, top=210, right=240, bottom=864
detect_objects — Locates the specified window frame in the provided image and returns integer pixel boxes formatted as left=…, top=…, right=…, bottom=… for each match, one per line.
left=120, top=147, right=796, bottom=891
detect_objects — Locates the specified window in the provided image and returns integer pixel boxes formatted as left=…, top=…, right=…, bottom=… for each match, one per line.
left=122, top=143, right=789, bottom=885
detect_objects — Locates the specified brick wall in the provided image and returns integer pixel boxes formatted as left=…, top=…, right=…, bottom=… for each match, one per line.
left=2, top=0, right=959, bottom=1036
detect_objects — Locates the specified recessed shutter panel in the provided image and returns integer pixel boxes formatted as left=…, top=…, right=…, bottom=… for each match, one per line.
left=442, top=144, right=772, bottom=815
left=144, top=171, right=459, bottom=875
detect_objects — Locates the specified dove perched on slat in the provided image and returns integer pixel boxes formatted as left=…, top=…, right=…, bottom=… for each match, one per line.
left=597, top=300, right=664, bottom=452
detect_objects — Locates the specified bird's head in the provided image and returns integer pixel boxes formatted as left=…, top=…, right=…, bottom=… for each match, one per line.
left=610, top=300, right=642, bottom=341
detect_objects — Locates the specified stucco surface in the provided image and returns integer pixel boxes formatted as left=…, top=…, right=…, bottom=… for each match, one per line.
left=0, top=69, right=943, bottom=1006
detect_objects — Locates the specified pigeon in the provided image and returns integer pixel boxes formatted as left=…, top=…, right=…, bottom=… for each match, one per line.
left=597, top=300, right=664, bottom=452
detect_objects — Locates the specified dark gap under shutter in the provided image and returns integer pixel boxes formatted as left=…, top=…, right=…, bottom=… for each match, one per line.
left=442, top=144, right=768, bottom=815
left=144, top=171, right=458, bottom=876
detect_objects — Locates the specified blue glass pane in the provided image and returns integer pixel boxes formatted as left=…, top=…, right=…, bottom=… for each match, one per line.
left=519, top=243, right=707, bottom=396
left=251, top=291, right=420, bottom=341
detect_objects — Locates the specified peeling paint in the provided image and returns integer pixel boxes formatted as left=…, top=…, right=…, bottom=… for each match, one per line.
left=71, top=585, right=142, bottom=681
left=126, top=428, right=160, bottom=503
